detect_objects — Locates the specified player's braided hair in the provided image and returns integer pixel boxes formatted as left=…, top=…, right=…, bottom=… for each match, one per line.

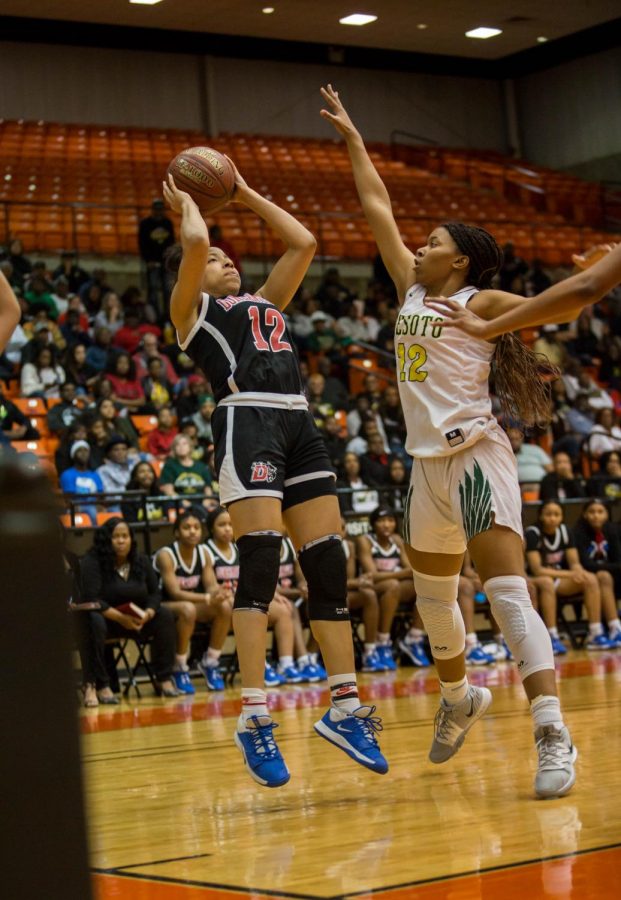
left=443, top=221, right=558, bottom=427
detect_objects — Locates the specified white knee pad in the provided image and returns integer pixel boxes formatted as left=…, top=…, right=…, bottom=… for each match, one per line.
left=413, top=571, right=464, bottom=660
left=484, top=575, right=555, bottom=679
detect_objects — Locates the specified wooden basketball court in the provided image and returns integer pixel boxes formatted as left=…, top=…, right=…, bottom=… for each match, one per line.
left=85, top=653, right=621, bottom=900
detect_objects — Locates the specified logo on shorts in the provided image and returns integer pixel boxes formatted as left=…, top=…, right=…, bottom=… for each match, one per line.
left=250, top=461, right=277, bottom=483
left=445, top=428, right=465, bottom=447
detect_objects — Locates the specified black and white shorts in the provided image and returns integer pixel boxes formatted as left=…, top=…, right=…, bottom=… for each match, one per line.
left=212, top=401, right=336, bottom=510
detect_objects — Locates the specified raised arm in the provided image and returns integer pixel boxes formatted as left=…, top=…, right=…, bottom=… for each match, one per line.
left=162, top=174, right=209, bottom=343
left=320, top=84, right=415, bottom=301
left=426, top=243, right=621, bottom=340
left=0, top=270, right=21, bottom=354
left=231, top=162, right=316, bottom=311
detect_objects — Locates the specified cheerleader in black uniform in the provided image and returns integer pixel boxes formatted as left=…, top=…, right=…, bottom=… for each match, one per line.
left=163, top=166, right=386, bottom=787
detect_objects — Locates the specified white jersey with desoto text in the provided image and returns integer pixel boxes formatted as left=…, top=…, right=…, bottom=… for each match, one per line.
left=396, top=283, right=498, bottom=458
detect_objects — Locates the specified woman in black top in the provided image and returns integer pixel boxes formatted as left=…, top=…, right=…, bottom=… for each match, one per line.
left=573, top=500, right=621, bottom=643
left=164, top=163, right=386, bottom=786
left=77, top=517, right=177, bottom=703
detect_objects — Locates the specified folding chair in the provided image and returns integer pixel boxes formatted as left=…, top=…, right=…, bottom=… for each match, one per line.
left=107, top=635, right=157, bottom=698
left=557, top=595, right=588, bottom=649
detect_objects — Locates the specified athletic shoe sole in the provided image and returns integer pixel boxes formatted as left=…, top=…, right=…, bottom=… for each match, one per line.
left=233, top=730, right=290, bottom=788
left=313, top=718, right=388, bottom=774
left=535, top=745, right=578, bottom=800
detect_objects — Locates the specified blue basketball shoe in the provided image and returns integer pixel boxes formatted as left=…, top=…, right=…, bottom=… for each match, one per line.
left=234, top=716, right=290, bottom=787
left=314, top=705, right=388, bottom=774
left=376, top=644, right=397, bottom=671
left=173, top=669, right=196, bottom=694
left=197, top=660, right=224, bottom=691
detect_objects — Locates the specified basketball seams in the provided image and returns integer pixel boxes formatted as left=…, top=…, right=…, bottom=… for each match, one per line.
left=167, top=146, right=235, bottom=212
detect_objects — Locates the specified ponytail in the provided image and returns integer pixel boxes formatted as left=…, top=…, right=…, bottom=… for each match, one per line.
left=492, top=333, right=560, bottom=427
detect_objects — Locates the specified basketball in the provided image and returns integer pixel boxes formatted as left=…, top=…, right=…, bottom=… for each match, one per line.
left=166, top=146, right=236, bottom=213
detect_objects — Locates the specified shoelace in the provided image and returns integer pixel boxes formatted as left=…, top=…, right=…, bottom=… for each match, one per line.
left=433, top=704, right=464, bottom=744
left=247, top=717, right=281, bottom=759
left=352, top=706, right=383, bottom=746
left=537, top=730, right=571, bottom=769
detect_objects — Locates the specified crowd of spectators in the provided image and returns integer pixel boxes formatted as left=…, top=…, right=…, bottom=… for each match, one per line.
left=2, top=237, right=621, bottom=700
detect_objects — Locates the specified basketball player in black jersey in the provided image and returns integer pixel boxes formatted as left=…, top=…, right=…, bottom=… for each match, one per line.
left=163, top=164, right=387, bottom=787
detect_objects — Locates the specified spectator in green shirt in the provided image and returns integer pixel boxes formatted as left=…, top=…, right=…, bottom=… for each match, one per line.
left=160, top=433, right=214, bottom=501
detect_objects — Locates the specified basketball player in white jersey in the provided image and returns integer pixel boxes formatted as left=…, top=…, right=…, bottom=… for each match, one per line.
left=0, top=268, right=20, bottom=354
left=321, top=83, right=621, bottom=798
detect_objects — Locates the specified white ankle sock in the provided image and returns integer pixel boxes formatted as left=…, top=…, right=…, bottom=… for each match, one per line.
left=548, top=627, right=559, bottom=639
left=607, top=617, right=621, bottom=637
left=174, top=652, right=189, bottom=672
left=440, top=675, right=469, bottom=705
left=278, top=655, right=294, bottom=671
left=377, top=632, right=391, bottom=645
left=296, top=654, right=310, bottom=668
left=465, top=632, right=478, bottom=648
left=589, top=622, right=604, bottom=638
left=364, top=642, right=376, bottom=654
left=328, top=673, right=360, bottom=715
left=407, top=627, right=425, bottom=642
left=530, top=695, right=564, bottom=731
left=203, top=647, right=222, bottom=668
left=239, top=688, right=269, bottom=728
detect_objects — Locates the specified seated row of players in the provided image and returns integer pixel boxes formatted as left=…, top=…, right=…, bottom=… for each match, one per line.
left=73, top=495, right=621, bottom=706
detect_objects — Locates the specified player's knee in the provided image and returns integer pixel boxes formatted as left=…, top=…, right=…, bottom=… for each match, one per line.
left=413, top=571, right=462, bottom=659
left=298, top=534, right=349, bottom=621
left=179, top=602, right=197, bottom=624
left=584, top=571, right=599, bottom=590
left=596, top=569, right=613, bottom=586
left=484, top=575, right=531, bottom=646
left=361, top=587, right=378, bottom=606
left=234, top=532, right=282, bottom=614
left=381, top=578, right=400, bottom=596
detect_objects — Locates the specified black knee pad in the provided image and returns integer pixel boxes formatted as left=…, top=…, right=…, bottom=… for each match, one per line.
left=234, top=533, right=282, bottom=614
left=298, top=535, right=350, bottom=622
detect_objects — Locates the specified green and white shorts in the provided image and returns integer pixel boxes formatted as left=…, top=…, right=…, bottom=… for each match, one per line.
left=403, top=430, right=524, bottom=555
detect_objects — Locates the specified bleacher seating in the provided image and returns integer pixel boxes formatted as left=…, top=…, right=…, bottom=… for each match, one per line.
left=1, top=119, right=618, bottom=263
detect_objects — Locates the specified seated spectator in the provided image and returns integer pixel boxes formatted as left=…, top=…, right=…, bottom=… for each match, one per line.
left=96, top=436, right=133, bottom=504
left=7, top=237, right=32, bottom=290
left=340, top=516, right=382, bottom=672
left=359, top=372, right=383, bottom=411
left=588, top=450, right=621, bottom=500
left=20, top=344, right=66, bottom=399
left=532, top=325, right=567, bottom=369
left=133, top=332, right=179, bottom=385
left=179, top=419, right=204, bottom=460
left=315, top=266, right=352, bottom=317
left=346, top=416, right=389, bottom=456
left=306, top=372, right=335, bottom=430
left=315, top=355, right=349, bottom=411
left=175, top=373, right=208, bottom=421
left=55, top=422, right=88, bottom=474
left=50, top=275, right=72, bottom=318
left=586, top=408, right=621, bottom=459
left=153, top=509, right=234, bottom=693
left=59, top=440, right=104, bottom=525
left=86, top=416, right=111, bottom=469
left=76, top=518, right=178, bottom=704
left=375, top=305, right=398, bottom=357
left=321, top=414, right=347, bottom=473
left=142, top=357, right=174, bottom=410
left=106, top=352, right=145, bottom=412
left=307, top=311, right=340, bottom=354
left=359, top=432, right=390, bottom=486
left=381, top=456, right=408, bottom=512
left=507, top=427, right=552, bottom=491
left=567, top=311, right=600, bottom=364
left=356, top=506, right=426, bottom=670
left=96, top=397, right=139, bottom=449
left=121, top=461, right=167, bottom=523
left=525, top=258, right=552, bottom=296
left=337, top=451, right=379, bottom=515
left=378, top=384, right=407, bottom=456
left=160, top=433, right=213, bottom=500
left=598, top=336, right=621, bottom=391
left=59, top=309, right=91, bottom=348
left=57, top=295, right=89, bottom=333
left=79, top=281, right=105, bottom=317
left=0, top=386, right=40, bottom=442
left=573, top=500, right=621, bottom=641
left=113, top=308, right=160, bottom=356
left=525, top=500, right=615, bottom=650
left=499, top=241, right=527, bottom=292
left=335, top=299, right=379, bottom=344
left=286, top=292, right=316, bottom=350
left=24, top=275, right=58, bottom=319
left=64, top=343, right=99, bottom=395
left=23, top=310, right=66, bottom=352
left=565, top=392, right=596, bottom=439
left=539, top=451, right=586, bottom=501
left=191, top=394, right=215, bottom=443
left=147, top=406, right=178, bottom=459
left=575, top=369, right=614, bottom=412
left=93, top=291, right=124, bottom=336
left=86, top=327, right=113, bottom=373
left=52, top=250, right=89, bottom=294
left=346, top=394, right=389, bottom=447
left=47, top=381, right=82, bottom=434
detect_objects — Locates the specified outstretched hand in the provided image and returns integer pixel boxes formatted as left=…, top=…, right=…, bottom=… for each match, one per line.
left=423, top=297, right=492, bottom=340
left=319, top=84, right=358, bottom=138
left=162, top=173, right=198, bottom=214
left=572, top=243, right=618, bottom=271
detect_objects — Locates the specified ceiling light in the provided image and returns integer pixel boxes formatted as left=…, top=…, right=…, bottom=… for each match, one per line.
left=262, top=6, right=275, bottom=12
left=417, top=24, right=428, bottom=30
left=465, top=27, right=502, bottom=40
left=339, top=14, right=378, bottom=27
left=537, top=35, right=548, bottom=43
left=129, top=0, right=164, bottom=5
